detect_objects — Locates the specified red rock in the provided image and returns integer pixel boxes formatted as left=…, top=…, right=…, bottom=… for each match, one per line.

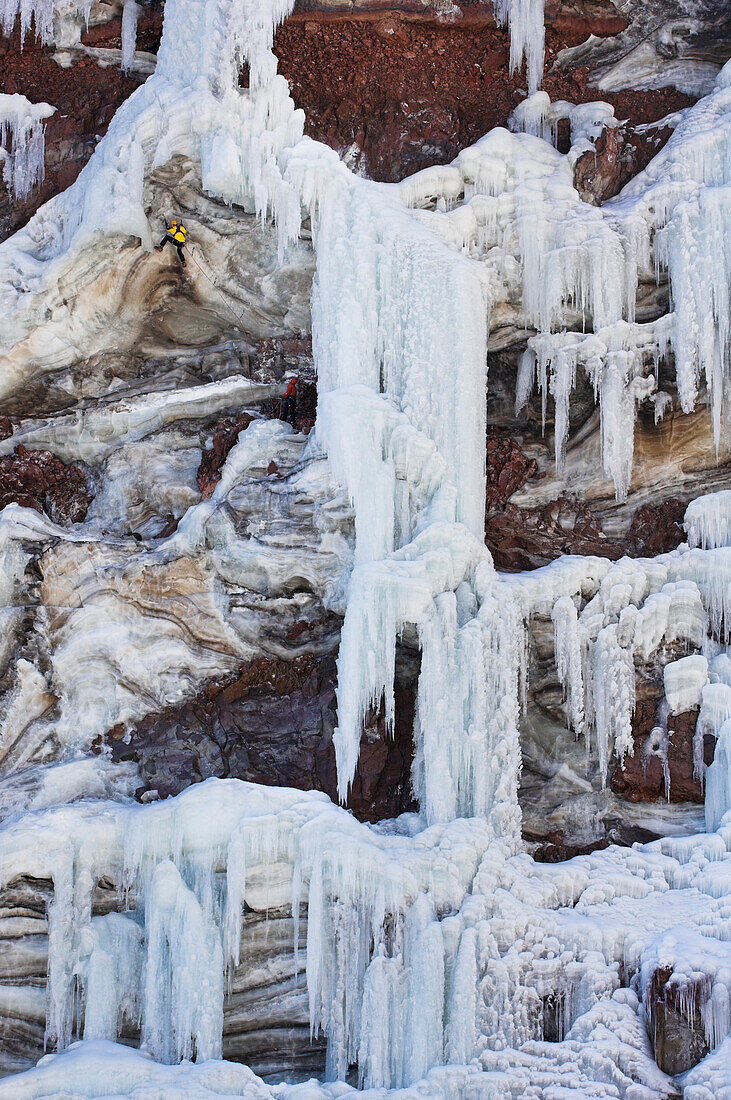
left=574, top=122, right=675, bottom=205
left=646, top=965, right=710, bottom=1074
left=274, top=11, right=695, bottom=182
left=532, top=830, right=610, bottom=862
left=197, top=412, right=253, bottom=498
left=626, top=498, right=687, bottom=556
left=485, top=435, right=538, bottom=508
left=110, top=649, right=418, bottom=822
left=486, top=492, right=691, bottom=574
left=486, top=495, right=620, bottom=572
left=610, top=682, right=715, bottom=804
left=0, top=445, right=90, bottom=524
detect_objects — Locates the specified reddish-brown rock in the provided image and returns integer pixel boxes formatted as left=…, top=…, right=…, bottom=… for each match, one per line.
left=0, top=444, right=90, bottom=524
left=197, top=412, right=254, bottom=498
left=274, top=12, right=694, bottom=181
left=611, top=675, right=717, bottom=804
left=532, top=830, right=611, bottom=862
left=626, top=498, right=688, bottom=556
left=486, top=435, right=538, bottom=508
left=107, top=650, right=418, bottom=822
left=486, top=486, right=690, bottom=573
left=646, top=965, right=711, bottom=1075
left=487, top=495, right=619, bottom=571
left=611, top=706, right=700, bottom=804
left=574, top=122, right=674, bottom=205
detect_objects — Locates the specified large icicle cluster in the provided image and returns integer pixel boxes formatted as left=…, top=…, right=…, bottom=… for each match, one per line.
left=0, top=0, right=91, bottom=46
left=293, top=156, right=522, bottom=822
left=0, top=93, right=54, bottom=202
left=397, top=67, right=731, bottom=499
left=0, top=780, right=497, bottom=1088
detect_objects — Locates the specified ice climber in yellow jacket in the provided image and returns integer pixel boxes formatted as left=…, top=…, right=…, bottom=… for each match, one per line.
left=156, top=217, right=188, bottom=265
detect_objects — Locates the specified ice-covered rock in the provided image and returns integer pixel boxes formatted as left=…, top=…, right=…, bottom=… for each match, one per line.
left=0, top=0, right=729, bottom=1095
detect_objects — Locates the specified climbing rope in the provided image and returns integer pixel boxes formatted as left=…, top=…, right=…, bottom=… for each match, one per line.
left=186, top=246, right=250, bottom=345
left=183, top=243, right=286, bottom=416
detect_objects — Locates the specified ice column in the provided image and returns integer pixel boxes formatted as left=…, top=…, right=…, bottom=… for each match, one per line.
left=121, top=0, right=140, bottom=72
left=308, top=159, right=500, bottom=820
left=414, top=579, right=523, bottom=829
left=142, top=861, right=224, bottom=1063
left=77, top=914, right=144, bottom=1040
left=311, top=176, right=490, bottom=538
left=552, top=595, right=586, bottom=735
left=706, top=719, right=731, bottom=831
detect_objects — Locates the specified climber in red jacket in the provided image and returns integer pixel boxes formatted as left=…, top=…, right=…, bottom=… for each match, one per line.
left=281, top=375, right=297, bottom=427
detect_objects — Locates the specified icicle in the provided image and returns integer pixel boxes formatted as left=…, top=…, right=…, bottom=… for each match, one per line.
left=0, top=93, right=54, bottom=202
left=591, top=624, right=636, bottom=784
left=444, top=926, right=478, bottom=1064
left=552, top=595, right=586, bottom=734
left=120, top=0, right=140, bottom=72
left=705, top=718, right=731, bottom=832
left=515, top=347, right=536, bottom=414
left=508, top=91, right=550, bottom=139
left=77, top=914, right=144, bottom=1040
left=141, top=860, right=224, bottom=1064
left=493, top=0, right=546, bottom=95
left=597, top=355, right=637, bottom=503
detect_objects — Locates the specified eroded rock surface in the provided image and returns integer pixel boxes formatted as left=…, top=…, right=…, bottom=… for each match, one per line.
left=107, top=651, right=418, bottom=822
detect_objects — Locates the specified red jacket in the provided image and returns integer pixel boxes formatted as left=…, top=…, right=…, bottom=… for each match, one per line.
left=285, top=379, right=297, bottom=397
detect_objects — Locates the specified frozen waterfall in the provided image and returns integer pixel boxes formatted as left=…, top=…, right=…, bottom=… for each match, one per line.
left=0, top=0, right=730, bottom=1096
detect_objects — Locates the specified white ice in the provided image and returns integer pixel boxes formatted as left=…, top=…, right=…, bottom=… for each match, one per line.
left=0, top=93, right=54, bottom=202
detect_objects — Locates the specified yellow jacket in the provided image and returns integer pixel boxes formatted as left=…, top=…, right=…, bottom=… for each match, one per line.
left=169, top=222, right=187, bottom=244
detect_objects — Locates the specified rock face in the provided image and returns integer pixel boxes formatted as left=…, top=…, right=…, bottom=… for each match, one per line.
left=1, top=0, right=723, bottom=233
left=275, top=3, right=697, bottom=182
left=610, top=689, right=717, bottom=804
left=197, top=413, right=255, bottom=499
left=646, top=965, right=710, bottom=1075
left=0, top=445, right=91, bottom=524
left=573, top=120, right=674, bottom=204
left=485, top=432, right=691, bottom=572
left=108, top=651, right=418, bottom=822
